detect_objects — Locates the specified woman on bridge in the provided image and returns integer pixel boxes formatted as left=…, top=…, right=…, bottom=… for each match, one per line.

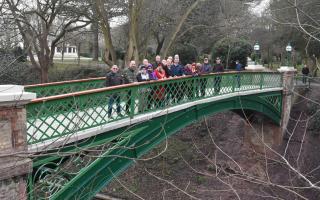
left=154, top=64, right=167, bottom=108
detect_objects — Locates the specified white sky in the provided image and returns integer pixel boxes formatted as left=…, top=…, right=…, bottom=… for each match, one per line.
left=110, top=16, right=128, bottom=28
left=251, top=0, right=271, bottom=16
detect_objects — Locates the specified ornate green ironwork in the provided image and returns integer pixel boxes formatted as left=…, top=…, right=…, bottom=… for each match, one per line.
left=260, top=94, right=282, bottom=113
left=25, top=78, right=105, bottom=98
left=27, top=72, right=283, bottom=200
left=30, top=91, right=283, bottom=200
left=26, top=72, right=282, bottom=145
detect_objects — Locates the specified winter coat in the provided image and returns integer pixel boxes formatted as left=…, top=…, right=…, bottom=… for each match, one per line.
left=213, top=64, right=224, bottom=73
left=184, top=66, right=199, bottom=76
left=201, top=63, right=212, bottom=74
left=136, top=73, right=150, bottom=82
left=105, top=72, right=124, bottom=87
left=302, top=67, right=310, bottom=75
left=153, top=61, right=161, bottom=70
left=154, top=69, right=166, bottom=100
left=170, top=64, right=184, bottom=77
left=148, top=71, right=157, bottom=80
left=162, top=65, right=171, bottom=78
left=123, top=68, right=137, bottom=83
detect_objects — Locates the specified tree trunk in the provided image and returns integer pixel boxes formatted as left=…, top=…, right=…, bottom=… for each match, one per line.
left=95, top=0, right=117, bottom=66
left=41, top=67, right=49, bottom=83
left=78, top=42, right=81, bottom=66
left=92, top=21, right=99, bottom=61
left=62, top=42, right=65, bottom=62
left=161, top=0, right=204, bottom=57
left=156, top=37, right=165, bottom=55
left=125, top=0, right=142, bottom=66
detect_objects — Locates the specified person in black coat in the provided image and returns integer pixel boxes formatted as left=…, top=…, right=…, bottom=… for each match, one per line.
left=200, top=57, right=212, bottom=97
left=105, top=65, right=124, bottom=118
left=213, top=57, right=224, bottom=93
left=302, top=64, right=310, bottom=84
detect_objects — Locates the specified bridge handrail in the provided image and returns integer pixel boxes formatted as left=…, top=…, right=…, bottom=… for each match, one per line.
left=26, top=71, right=282, bottom=145
left=25, top=77, right=106, bottom=98
left=294, top=74, right=313, bottom=88
left=28, top=71, right=279, bottom=102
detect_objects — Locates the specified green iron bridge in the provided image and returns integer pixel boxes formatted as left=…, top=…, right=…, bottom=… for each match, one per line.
left=1, top=71, right=294, bottom=199
left=23, top=71, right=286, bottom=200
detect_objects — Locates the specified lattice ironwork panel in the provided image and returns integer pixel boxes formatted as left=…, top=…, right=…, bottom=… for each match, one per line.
left=27, top=88, right=131, bottom=144
left=26, top=72, right=283, bottom=145
left=262, top=73, right=282, bottom=89
left=259, top=94, right=282, bottom=113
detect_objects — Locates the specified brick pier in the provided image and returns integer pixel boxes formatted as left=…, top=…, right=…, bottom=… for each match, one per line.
left=244, top=67, right=296, bottom=151
left=0, top=85, right=36, bottom=200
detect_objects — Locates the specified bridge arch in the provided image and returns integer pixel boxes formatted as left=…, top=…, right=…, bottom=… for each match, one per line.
left=48, top=91, right=282, bottom=200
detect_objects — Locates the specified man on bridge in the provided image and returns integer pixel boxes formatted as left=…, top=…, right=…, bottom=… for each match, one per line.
left=106, top=65, right=124, bottom=118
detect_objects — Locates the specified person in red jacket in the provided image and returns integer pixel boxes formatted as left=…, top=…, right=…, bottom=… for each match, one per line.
left=154, top=64, right=167, bottom=108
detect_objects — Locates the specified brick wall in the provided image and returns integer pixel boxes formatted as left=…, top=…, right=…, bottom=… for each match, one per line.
left=0, top=177, right=28, bottom=200
left=0, top=106, right=32, bottom=200
left=281, top=71, right=295, bottom=134
left=0, top=107, right=27, bottom=153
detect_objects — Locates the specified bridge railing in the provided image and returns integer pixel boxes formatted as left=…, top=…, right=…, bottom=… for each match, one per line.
left=24, top=77, right=105, bottom=98
left=26, top=72, right=282, bottom=145
left=294, top=74, right=312, bottom=88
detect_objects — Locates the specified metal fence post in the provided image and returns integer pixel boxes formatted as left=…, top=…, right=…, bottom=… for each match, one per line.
left=130, top=86, right=138, bottom=119
left=260, top=73, right=264, bottom=89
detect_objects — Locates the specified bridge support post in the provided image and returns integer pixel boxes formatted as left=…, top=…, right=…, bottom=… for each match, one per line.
left=0, top=85, right=36, bottom=200
left=278, top=67, right=296, bottom=134
left=242, top=68, right=296, bottom=152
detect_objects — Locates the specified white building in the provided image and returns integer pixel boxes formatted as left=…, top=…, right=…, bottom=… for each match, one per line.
left=53, top=44, right=78, bottom=58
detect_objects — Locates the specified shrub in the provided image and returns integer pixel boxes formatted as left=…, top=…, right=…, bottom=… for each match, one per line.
left=0, top=53, right=39, bottom=85
left=170, top=44, right=198, bottom=65
left=212, top=38, right=252, bottom=69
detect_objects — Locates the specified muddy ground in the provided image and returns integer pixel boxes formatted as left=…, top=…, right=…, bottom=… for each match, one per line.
left=101, top=85, right=320, bottom=200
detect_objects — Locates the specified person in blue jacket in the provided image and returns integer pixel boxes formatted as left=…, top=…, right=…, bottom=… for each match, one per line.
left=170, top=55, right=185, bottom=103
left=200, top=57, right=212, bottom=96
left=235, top=60, right=243, bottom=88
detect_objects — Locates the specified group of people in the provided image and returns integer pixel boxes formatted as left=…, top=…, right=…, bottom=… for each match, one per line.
left=105, top=55, right=242, bottom=118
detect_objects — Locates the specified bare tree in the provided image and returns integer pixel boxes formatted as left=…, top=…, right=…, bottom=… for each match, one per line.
left=269, top=0, right=320, bottom=75
left=94, top=0, right=127, bottom=66
left=4, top=0, right=91, bottom=83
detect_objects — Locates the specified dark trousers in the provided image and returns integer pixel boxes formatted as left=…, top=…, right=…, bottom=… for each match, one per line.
left=214, top=76, right=222, bottom=93
left=302, top=75, right=308, bottom=84
left=108, top=94, right=121, bottom=117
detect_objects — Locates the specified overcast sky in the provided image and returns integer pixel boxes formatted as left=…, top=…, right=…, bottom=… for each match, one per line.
left=251, top=0, right=271, bottom=16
